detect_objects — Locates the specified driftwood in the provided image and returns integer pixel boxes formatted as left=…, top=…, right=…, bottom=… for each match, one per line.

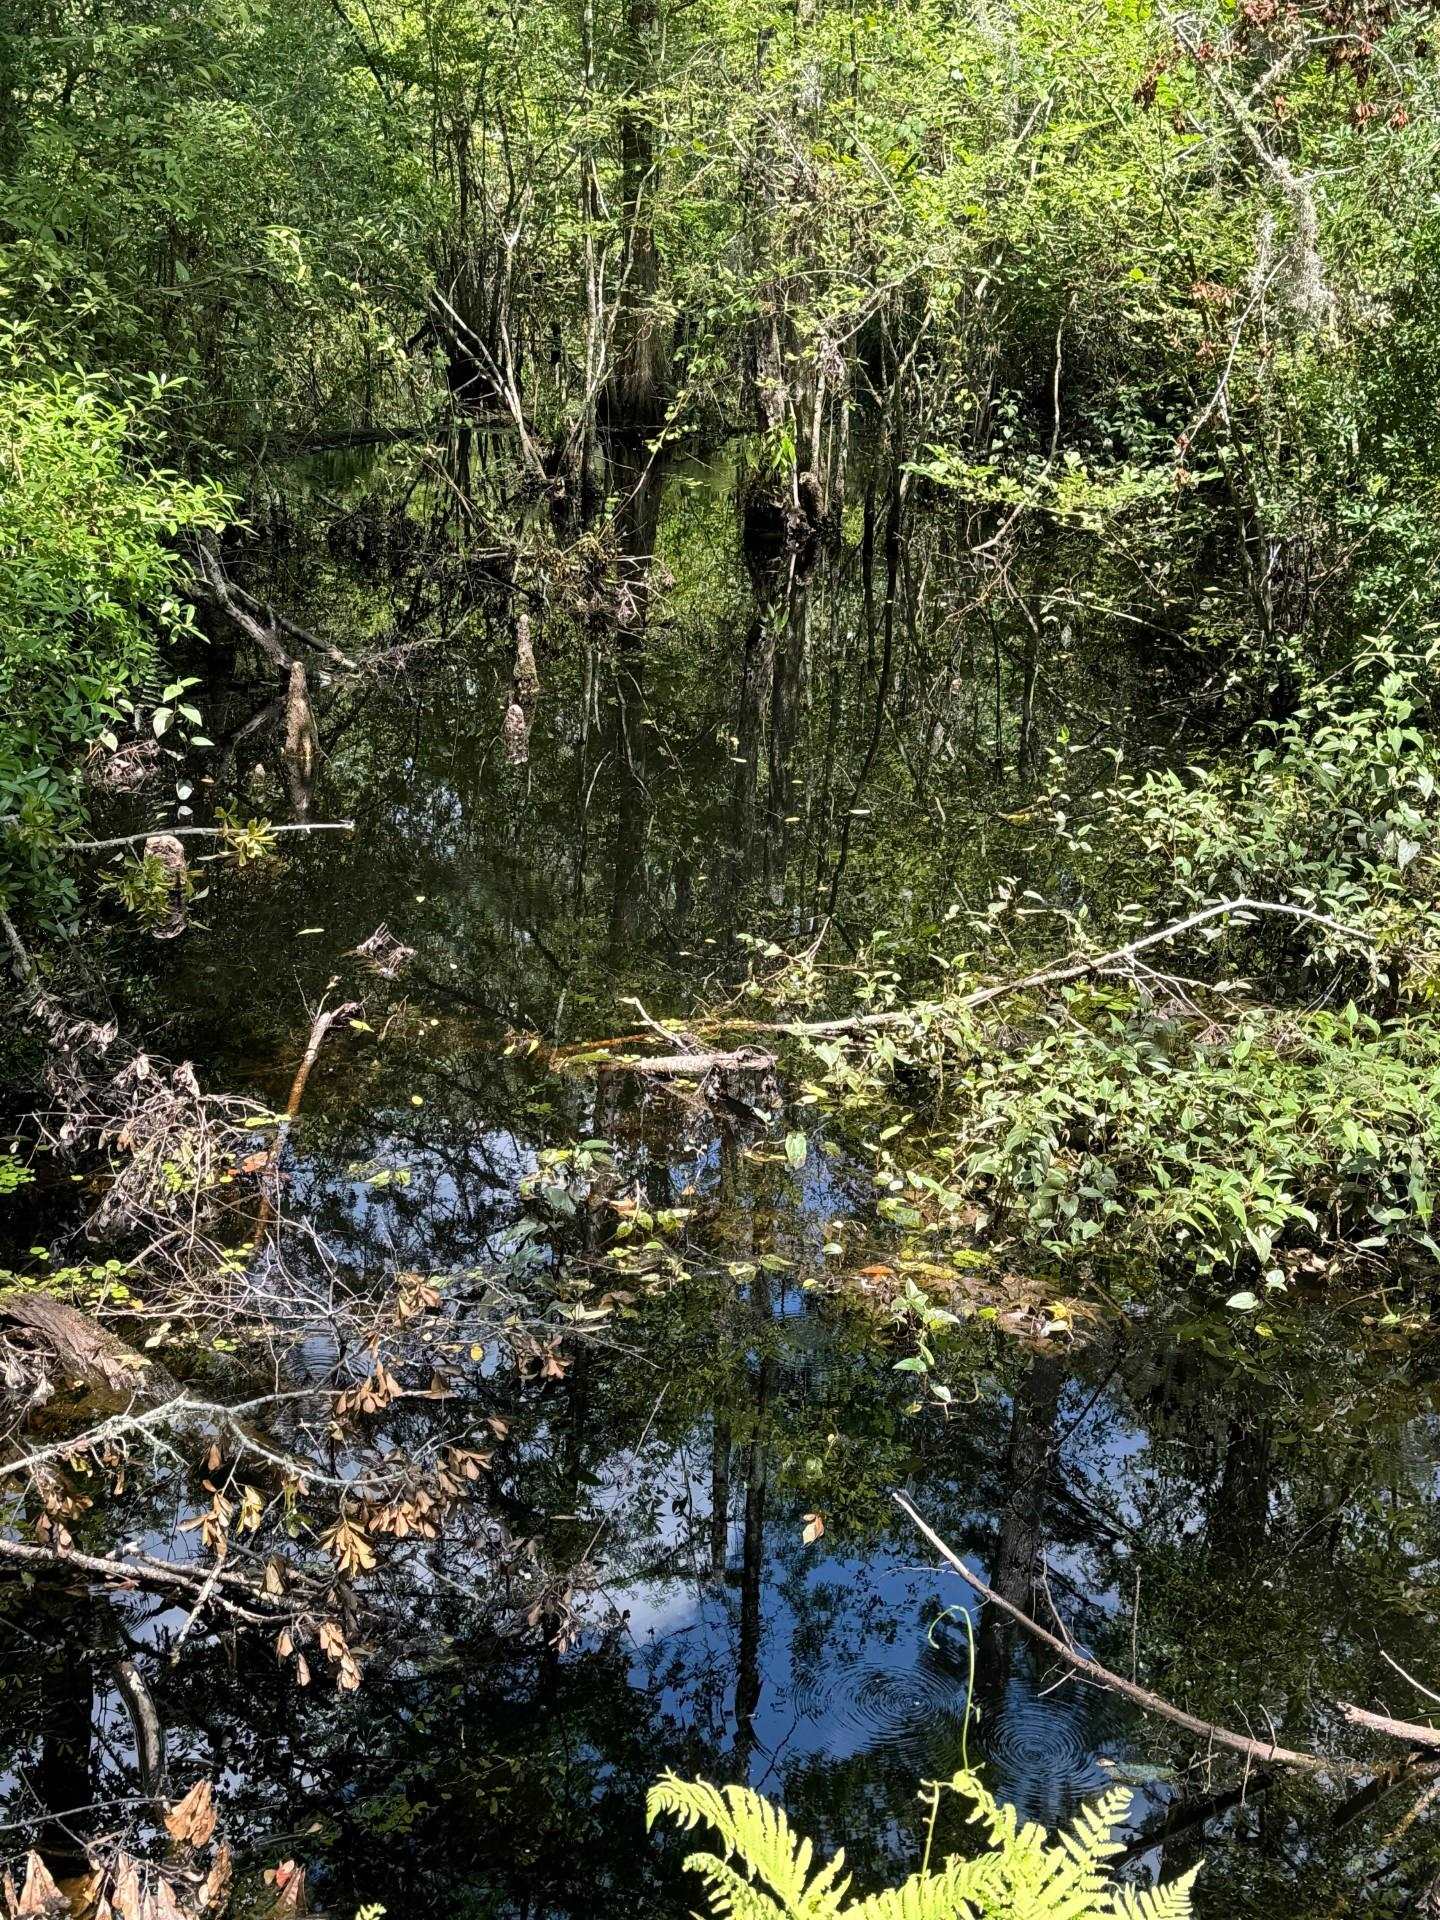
left=600, top=1046, right=777, bottom=1077
left=893, top=1491, right=1368, bottom=1777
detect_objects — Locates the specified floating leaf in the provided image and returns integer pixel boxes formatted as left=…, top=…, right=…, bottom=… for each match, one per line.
left=784, top=1131, right=807, bottom=1169
left=801, top=1512, right=825, bottom=1545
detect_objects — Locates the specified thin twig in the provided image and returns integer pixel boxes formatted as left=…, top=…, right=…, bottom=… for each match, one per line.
left=1378, top=1648, right=1440, bottom=1709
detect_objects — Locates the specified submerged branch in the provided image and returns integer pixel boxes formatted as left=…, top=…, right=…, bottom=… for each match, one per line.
left=253, top=996, right=360, bottom=1245
left=557, top=897, right=1376, bottom=1062
left=598, top=1047, right=777, bottom=1077
left=893, top=1490, right=1368, bottom=1776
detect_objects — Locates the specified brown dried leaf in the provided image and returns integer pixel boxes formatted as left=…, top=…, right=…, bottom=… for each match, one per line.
left=197, top=1842, right=232, bottom=1915
left=264, top=1864, right=307, bottom=1916
left=107, top=1857, right=141, bottom=1920
left=145, top=1876, right=186, bottom=1920
left=164, top=1778, right=217, bottom=1849
left=14, top=1855, right=67, bottom=1920
left=55, top=1872, right=101, bottom=1920
left=317, top=1621, right=347, bottom=1661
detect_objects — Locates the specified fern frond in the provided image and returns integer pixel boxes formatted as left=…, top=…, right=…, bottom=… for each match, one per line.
left=649, top=1770, right=1197, bottom=1920
left=1109, top=1864, right=1200, bottom=1920
left=648, top=1772, right=852, bottom=1917
left=845, top=1852, right=1000, bottom=1919
left=953, top=1770, right=1050, bottom=1863
left=1064, top=1788, right=1133, bottom=1866
left=679, top=1851, right=792, bottom=1920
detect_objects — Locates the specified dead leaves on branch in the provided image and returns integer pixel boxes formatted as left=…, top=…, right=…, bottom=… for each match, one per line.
left=276, top=1614, right=362, bottom=1691
left=317, top=1513, right=376, bottom=1578
left=162, top=1783, right=216, bottom=1853
left=334, top=1364, right=405, bottom=1420
left=4, top=1856, right=67, bottom=1920
left=4, top=1778, right=242, bottom=1920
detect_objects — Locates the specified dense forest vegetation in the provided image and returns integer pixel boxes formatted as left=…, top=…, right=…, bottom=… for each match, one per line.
left=7, top=0, right=1440, bottom=1914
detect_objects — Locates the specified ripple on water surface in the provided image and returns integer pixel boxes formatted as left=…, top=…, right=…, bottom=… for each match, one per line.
left=982, top=1672, right=1115, bottom=1828
left=789, top=1648, right=972, bottom=1763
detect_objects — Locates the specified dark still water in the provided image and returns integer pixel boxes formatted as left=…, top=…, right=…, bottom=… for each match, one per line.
left=4, top=447, right=1440, bottom=1918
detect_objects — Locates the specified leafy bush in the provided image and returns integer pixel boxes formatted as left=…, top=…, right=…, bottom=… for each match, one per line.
left=0, top=357, right=227, bottom=916
left=1100, top=643, right=1440, bottom=999
left=647, top=1768, right=1196, bottom=1919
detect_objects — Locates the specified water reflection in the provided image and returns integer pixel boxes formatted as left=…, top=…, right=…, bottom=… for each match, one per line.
left=6, top=448, right=1440, bottom=1917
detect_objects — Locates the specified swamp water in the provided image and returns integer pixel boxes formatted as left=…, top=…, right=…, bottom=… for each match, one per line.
left=5, top=450, right=1440, bottom=1917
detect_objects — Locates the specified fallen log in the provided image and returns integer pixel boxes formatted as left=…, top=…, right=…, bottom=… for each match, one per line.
left=598, top=1046, right=777, bottom=1077
left=0, top=1292, right=170, bottom=1400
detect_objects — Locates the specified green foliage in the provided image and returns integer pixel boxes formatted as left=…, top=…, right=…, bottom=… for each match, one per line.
left=2, top=0, right=423, bottom=448
left=1097, top=643, right=1440, bottom=996
left=0, top=1155, right=32, bottom=1196
left=107, top=850, right=196, bottom=930
left=0, top=359, right=227, bottom=914
left=897, top=992, right=1440, bottom=1279
left=646, top=1769, right=1198, bottom=1919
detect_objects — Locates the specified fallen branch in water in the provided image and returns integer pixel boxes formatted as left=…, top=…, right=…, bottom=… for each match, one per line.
left=191, top=541, right=292, bottom=670
left=546, top=898, right=1376, bottom=1066
left=893, top=1490, right=1367, bottom=1777
left=597, top=1047, right=777, bottom=1077
left=253, top=996, right=359, bottom=1244
left=767, top=897, right=1374, bottom=1040
left=1339, top=1702, right=1440, bottom=1751
left=0, top=1290, right=160, bottom=1396
left=49, top=821, right=355, bottom=855
left=214, top=569, right=357, bottom=672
